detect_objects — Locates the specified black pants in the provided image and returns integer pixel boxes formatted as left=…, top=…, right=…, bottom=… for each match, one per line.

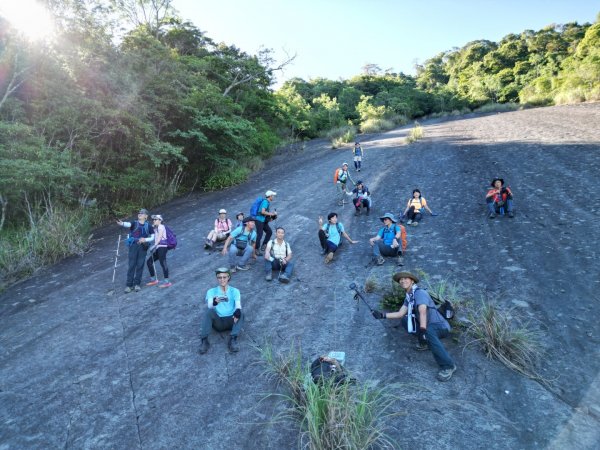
left=406, top=206, right=422, bottom=222
left=256, top=220, right=272, bottom=249
left=354, top=198, right=370, bottom=211
left=147, top=247, right=169, bottom=278
left=319, top=230, right=341, bottom=253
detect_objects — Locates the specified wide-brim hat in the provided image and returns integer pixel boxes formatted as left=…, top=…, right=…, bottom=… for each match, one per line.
left=393, top=272, right=419, bottom=284
left=379, top=213, right=396, bottom=223
left=243, top=216, right=256, bottom=224
left=491, top=177, right=504, bottom=187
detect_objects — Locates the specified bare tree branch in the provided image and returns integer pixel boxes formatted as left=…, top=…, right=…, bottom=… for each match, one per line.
left=0, top=52, right=30, bottom=112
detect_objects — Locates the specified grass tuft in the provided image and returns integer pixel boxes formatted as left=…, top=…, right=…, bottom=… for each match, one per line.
left=406, top=122, right=424, bottom=143
left=364, top=276, right=377, bottom=293
left=258, top=342, right=400, bottom=450
left=359, top=118, right=395, bottom=134
left=327, top=125, right=357, bottom=148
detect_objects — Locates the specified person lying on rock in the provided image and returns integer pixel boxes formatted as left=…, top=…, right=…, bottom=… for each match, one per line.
left=349, top=180, right=371, bottom=216
left=199, top=267, right=244, bottom=354
left=205, top=208, right=232, bottom=249
left=221, top=216, right=257, bottom=273
left=486, top=177, right=514, bottom=218
left=318, top=212, right=358, bottom=264
left=264, top=226, right=294, bottom=283
left=369, top=213, right=406, bottom=266
left=372, top=272, right=457, bottom=382
left=400, top=189, right=436, bottom=226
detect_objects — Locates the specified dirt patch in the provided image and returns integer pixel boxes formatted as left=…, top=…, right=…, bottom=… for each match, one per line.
left=1, top=104, right=599, bottom=449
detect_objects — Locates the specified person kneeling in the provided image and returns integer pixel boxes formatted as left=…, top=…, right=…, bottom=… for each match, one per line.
left=199, top=267, right=244, bottom=354
left=264, top=227, right=294, bottom=283
left=372, top=272, right=456, bottom=382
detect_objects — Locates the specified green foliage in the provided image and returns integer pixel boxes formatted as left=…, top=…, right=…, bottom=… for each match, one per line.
left=360, top=118, right=396, bottom=134
left=406, top=122, right=424, bottom=143
left=326, top=124, right=357, bottom=149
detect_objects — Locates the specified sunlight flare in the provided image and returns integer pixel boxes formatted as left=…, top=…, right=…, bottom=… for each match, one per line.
left=0, top=0, right=55, bottom=41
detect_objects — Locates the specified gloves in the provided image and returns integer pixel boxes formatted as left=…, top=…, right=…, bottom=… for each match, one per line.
left=233, top=309, right=241, bottom=319
left=372, top=310, right=386, bottom=320
left=417, top=327, right=427, bottom=344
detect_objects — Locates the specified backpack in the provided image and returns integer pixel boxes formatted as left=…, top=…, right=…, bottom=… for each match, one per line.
left=164, top=225, right=177, bottom=249
left=334, top=168, right=347, bottom=183
left=126, top=221, right=150, bottom=247
left=250, top=197, right=264, bottom=218
left=310, top=357, right=349, bottom=386
left=415, top=287, right=455, bottom=320
left=381, top=224, right=400, bottom=241
left=325, top=223, right=342, bottom=236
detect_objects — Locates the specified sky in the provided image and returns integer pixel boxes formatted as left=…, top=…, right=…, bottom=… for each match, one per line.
left=173, top=0, right=598, bottom=87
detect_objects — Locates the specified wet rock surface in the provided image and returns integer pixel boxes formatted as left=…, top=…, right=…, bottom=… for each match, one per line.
left=1, top=103, right=600, bottom=449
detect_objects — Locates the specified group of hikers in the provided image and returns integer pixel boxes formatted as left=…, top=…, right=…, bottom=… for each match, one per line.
left=115, top=137, right=515, bottom=380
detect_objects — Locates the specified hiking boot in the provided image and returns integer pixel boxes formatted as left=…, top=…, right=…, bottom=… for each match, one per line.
left=325, top=252, right=334, bottom=264
left=236, top=265, right=250, bottom=271
left=134, top=285, right=141, bottom=292
left=159, top=281, right=172, bottom=288
left=437, top=365, right=457, bottom=382
left=508, top=211, right=514, bottom=218
left=337, top=200, right=343, bottom=206
left=230, top=266, right=237, bottom=273
left=416, top=341, right=429, bottom=351
left=279, top=274, right=290, bottom=283
left=199, top=338, right=210, bottom=354
left=397, top=255, right=404, bottom=266
left=488, top=212, right=496, bottom=219
left=260, top=244, right=267, bottom=253
left=407, top=219, right=413, bottom=225
left=265, top=272, right=273, bottom=281
left=228, top=335, right=239, bottom=353
left=376, top=256, right=385, bottom=265
left=146, top=279, right=159, bottom=286
left=124, top=286, right=133, bottom=294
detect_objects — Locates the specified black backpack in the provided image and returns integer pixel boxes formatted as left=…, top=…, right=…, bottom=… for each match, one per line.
left=415, top=287, right=455, bottom=320
left=310, top=357, right=349, bottom=385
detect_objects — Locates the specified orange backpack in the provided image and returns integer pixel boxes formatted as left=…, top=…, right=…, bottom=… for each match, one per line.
left=333, top=168, right=340, bottom=183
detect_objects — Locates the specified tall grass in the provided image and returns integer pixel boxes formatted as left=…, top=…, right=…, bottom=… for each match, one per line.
left=0, top=206, right=93, bottom=290
left=465, top=301, right=548, bottom=384
left=473, top=102, right=519, bottom=113
left=405, top=122, right=424, bottom=143
left=326, top=125, right=357, bottom=148
left=258, top=343, right=399, bottom=450
left=202, top=166, right=251, bottom=191
left=360, top=118, right=396, bottom=134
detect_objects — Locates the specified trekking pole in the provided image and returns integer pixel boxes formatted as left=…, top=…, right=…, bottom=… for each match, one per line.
left=108, top=234, right=121, bottom=296
left=349, top=283, right=388, bottom=330
left=148, top=247, right=160, bottom=283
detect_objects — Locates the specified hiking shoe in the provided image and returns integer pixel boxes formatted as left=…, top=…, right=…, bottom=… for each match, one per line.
left=279, top=274, right=290, bottom=283
left=228, top=335, right=239, bottom=353
left=416, top=341, right=429, bottom=351
left=265, top=273, right=273, bottom=281
left=134, top=285, right=141, bottom=292
left=260, top=244, right=267, bottom=252
left=508, top=211, right=514, bottom=218
left=411, top=222, right=419, bottom=227
left=230, top=266, right=237, bottom=273
left=407, top=219, right=413, bottom=225
left=397, top=255, right=404, bottom=266
left=159, top=281, right=172, bottom=288
left=488, top=212, right=496, bottom=219
left=325, top=252, right=334, bottom=264
left=376, top=256, right=385, bottom=265
left=236, top=265, right=250, bottom=271
left=199, top=338, right=210, bottom=354
left=337, top=201, right=343, bottom=206
left=437, top=365, right=457, bottom=382
left=146, top=279, right=159, bottom=286
left=124, top=286, right=133, bottom=294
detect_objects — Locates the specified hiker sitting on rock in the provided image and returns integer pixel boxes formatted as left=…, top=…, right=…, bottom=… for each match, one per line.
left=369, top=213, right=406, bottom=266
left=264, top=227, right=294, bottom=283
left=486, top=177, right=514, bottom=218
left=400, top=189, right=435, bottom=226
left=205, top=209, right=233, bottom=249
left=318, top=213, right=358, bottom=264
left=145, top=214, right=172, bottom=288
left=199, top=267, right=244, bottom=354
left=334, top=162, right=355, bottom=206
left=221, top=217, right=257, bottom=273
left=372, top=272, right=457, bottom=382
left=234, top=212, right=245, bottom=229
left=117, top=208, right=154, bottom=293
left=350, top=180, right=371, bottom=216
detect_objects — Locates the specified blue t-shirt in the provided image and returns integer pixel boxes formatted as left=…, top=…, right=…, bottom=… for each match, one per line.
left=230, top=225, right=257, bottom=244
left=403, top=286, right=450, bottom=330
left=353, top=146, right=363, bottom=156
left=377, top=224, right=400, bottom=246
left=322, top=222, right=345, bottom=246
left=254, top=199, right=270, bottom=223
left=205, top=285, right=241, bottom=317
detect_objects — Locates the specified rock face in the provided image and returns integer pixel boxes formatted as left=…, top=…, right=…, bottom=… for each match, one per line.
left=1, top=104, right=600, bottom=449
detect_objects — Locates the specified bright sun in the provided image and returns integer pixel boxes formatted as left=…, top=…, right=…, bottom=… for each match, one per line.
left=0, top=0, right=55, bottom=41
